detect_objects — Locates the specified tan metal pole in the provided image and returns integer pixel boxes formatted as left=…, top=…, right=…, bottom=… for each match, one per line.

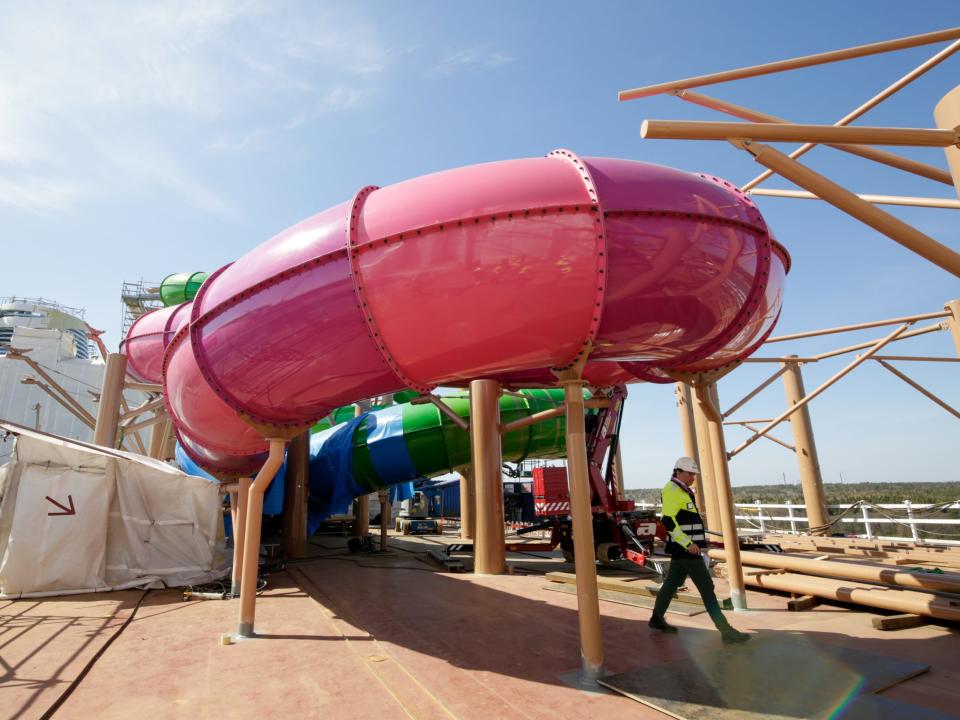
left=231, top=476, right=251, bottom=597
left=283, top=430, right=310, bottom=558
left=691, top=388, right=721, bottom=530
left=230, top=478, right=253, bottom=597
left=676, top=383, right=699, bottom=459
left=749, top=188, right=960, bottom=209
left=641, top=120, right=958, bottom=146
left=350, top=404, right=371, bottom=537
left=734, top=140, right=960, bottom=278
left=238, top=440, right=285, bottom=637
left=934, top=85, right=960, bottom=200
left=93, top=352, right=128, bottom=448
left=560, top=375, right=605, bottom=684
left=731, top=323, right=913, bottom=456
left=781, top=359, right=829, bottom=534
left=740, top=38, right=960, bottom=190
left=459, top=467, right=475, bottom=539
left=875, top=359, right=960, bottom=420
left=8, top=348, right=98, bottom=426
left=619, top=27, right=960, bottom=100
left=470, top=379, right=505, bottom=574
left=675, top=383, right=702, bottom=498
left=696, top=384, right=747, bottom=610
left=378, top=491, right=390, bottom=552
left=148, top=418, right=172, bottom=459
left=945, top=300, right=960, bottom=357
left=766, top=311, right=949, bottom=343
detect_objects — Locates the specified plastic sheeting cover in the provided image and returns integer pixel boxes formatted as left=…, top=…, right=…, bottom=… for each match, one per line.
left=0, top=424, right=228, bottom=598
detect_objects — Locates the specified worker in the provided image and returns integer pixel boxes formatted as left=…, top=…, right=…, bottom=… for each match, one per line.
left=649, top=456, right=751, bottom=644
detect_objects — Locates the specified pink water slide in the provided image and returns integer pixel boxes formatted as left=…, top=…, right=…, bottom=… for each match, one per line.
left=123, top=150, right=789, bottom=475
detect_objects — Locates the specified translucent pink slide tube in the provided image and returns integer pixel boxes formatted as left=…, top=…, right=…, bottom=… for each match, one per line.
left=125, top=150, right=788, bottom=474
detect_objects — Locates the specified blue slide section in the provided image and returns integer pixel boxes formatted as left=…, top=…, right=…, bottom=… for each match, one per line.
left=176, top=411, right=421, bottom=538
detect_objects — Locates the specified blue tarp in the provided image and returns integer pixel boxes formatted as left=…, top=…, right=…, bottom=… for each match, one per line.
left=176, top=409, right=430, bottom=538
left=175, top=443, right=286, bottom=539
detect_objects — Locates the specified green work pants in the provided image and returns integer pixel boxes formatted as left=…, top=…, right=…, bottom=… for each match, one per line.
left=652, top=554, right=729, bottom=630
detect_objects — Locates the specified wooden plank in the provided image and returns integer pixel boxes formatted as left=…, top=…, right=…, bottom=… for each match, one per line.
left=543, top=583, right=705, bottom=616
left=545, top=571, right=733, bottom=609
left=872, top=613, right=930, bottom=631
left=787, top=594, right=821, bottom=611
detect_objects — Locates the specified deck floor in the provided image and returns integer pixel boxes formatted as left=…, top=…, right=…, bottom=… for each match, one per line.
left=3, top=531, right=959, bottom=719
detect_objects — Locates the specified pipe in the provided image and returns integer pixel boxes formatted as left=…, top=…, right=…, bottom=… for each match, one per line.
left=691, top=387, right=721, bottom=530
left=471, top=379, right=505, bottom=574
left=231, top=477, right=251, bottom=598
left=696, top=384, right=746, bottom=609
left=283, top=430, right=310, bottom=558
left=459, top=467, right=475, bottom=540
left=641, top=120, right=958, bottom=147
left=237, top=442, right=285, bottom=637
left=781, top=359, right=829, bottom=532
left=619, top=27, right=960, bottom=101
left=734, top=141, right=960, bottom=278
left=560, top=373, right=605, bottom=684
left=93, top=353, right=128, bottom=448
left=728, top=567, right=960, bottom=622
left=749, top=188, right=960, bottom=209
left=711, top=548, right=960, bottom=595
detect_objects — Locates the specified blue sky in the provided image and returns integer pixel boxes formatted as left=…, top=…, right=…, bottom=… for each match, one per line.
left=2, top=2, right=958, bottom=487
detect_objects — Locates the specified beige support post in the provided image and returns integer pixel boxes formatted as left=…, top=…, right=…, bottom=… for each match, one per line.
left=351, top=405, right=371, bottom=537
left=238, top=440, right=285, bottom=637
left=692, top=388, right=721, bottom=530
left=781, top=359, right=829, bottom=534
left=148, top=418, right=171, bottom=459
left=696, top=384, right=747, bottom=610
left=558, top=372, right=605, bottom=683
left=93, top=353, right=127, bottom=448
left=675, top=383, right=701, bottom=498
left=470, top=379, right=505, bottom=574
left=231, top=477, right=252, bottom=597
left=378, top=491, right=390, bottom=552
left=945, top=300, right=960, bottom=357
left=283, top=430, right=310, bottom=558
left=459, top=467, right=475, bottom=539
left=934, top=85, right=960, bottom=200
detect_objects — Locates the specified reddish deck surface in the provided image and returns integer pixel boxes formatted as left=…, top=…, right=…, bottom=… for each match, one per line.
left=3, top=533, right=958, bottom=719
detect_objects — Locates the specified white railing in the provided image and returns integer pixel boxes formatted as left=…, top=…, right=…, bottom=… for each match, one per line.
left=632, top=500, right=960, bottom=546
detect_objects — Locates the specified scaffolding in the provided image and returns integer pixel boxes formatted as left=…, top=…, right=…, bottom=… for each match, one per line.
left=120, top=280, right=163, bottom=338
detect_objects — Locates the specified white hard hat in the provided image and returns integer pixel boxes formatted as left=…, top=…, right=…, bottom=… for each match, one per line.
left=674, top=457, right=700, bottom=474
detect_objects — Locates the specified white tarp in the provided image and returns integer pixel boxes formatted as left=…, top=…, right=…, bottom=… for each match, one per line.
left=0, top=422, right=229, bottom=598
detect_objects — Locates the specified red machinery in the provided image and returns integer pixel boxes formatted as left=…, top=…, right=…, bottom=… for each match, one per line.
left=509, top=386, right=664, bottom=569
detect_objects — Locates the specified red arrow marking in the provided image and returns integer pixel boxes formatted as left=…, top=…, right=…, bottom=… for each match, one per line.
left=45, top=495, right=76, bottom=516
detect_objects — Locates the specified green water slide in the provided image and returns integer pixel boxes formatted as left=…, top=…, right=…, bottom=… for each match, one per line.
left=311, top=389, right=578, bottom=492
left=160, top=271, right=209, bottom=306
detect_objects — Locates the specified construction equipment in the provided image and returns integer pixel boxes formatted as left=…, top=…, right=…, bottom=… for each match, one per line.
left=395, top=490, right=443, bottom=535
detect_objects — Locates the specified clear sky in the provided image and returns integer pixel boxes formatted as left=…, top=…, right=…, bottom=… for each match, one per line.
left=2, top=3, right=958, bottom=488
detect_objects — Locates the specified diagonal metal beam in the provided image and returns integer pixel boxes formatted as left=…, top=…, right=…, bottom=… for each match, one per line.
left=741, top=37, right=960, bottom=190
left=731, top=140, right=960, bottom=277
left=874, top=359, right=960, bottom=420
left=673, top=89, right=955, bottom=186
left=619, top=27, right=960, bottom=101
left=728, top=322, right=913, bottom=458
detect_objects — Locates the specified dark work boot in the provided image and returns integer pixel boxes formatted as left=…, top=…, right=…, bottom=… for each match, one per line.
left=720, top=626, right=751, bottom=644
left=648, top=615, right=678, bottom=634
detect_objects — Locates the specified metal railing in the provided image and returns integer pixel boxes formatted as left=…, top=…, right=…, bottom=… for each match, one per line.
left=632, top=499, right=960, bottom=546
